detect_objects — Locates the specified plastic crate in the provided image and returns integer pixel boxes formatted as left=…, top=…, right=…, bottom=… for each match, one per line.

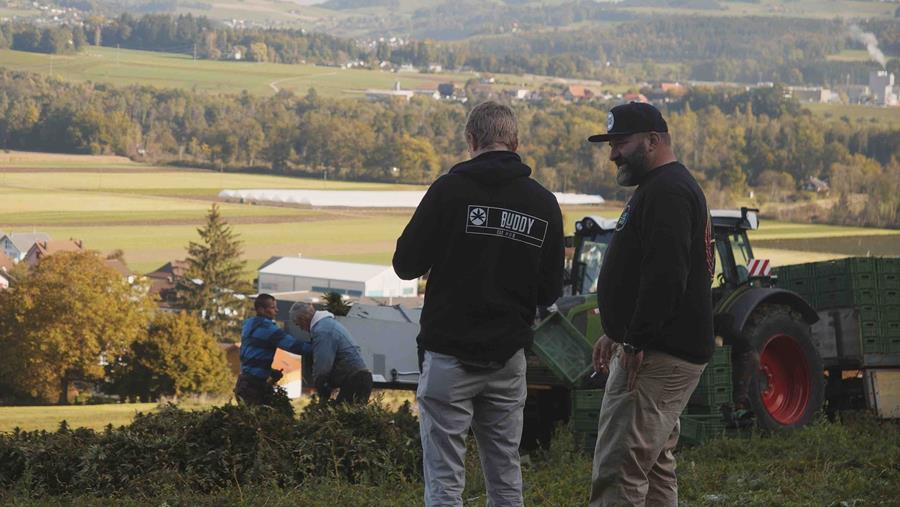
left=848, top=257, right=878, bottom=274
left=781, top=277, right=816, bottom=294
left=861, top=321, right=881, bottom=338
left=818, top=274, right=851, bottom=292
left=880, top=273, right=900, bottom=289
left=698, top=364, right=731, bottom=387
left=572, top=389, right=604, bottom=411
left=525, top=353, right=566, bottom=386
left=883, top=321, right=900, bottom=338
left=859, top=305, right=879, bottom=322
left=861, top=336, right=884, bottom=354
left=818, top=290, right=854, bottom=309
left=679, top=414, right=727, bottom=446
left=710, top=346, right=732, bottom=367
left=531, top=312, right=593, bottom=385
left=886, top=337, right=900, bottom=354
left=854, top=289, right=878, bottom=306
left=574, top=431, right=598, bottom=453
left=852, top=272, right=878, bottom=290
left=877, top=258, right=900, bottom=275
left=878, top=289, right=900, bottom=305
left=689, top=383, right=731, bottom=408
left=879, top=305, right=900, bottom=321
left=816, top=259, right=849, bottom=277
left=785, top=263, right=816, bottom=279
left=571, top=408, right=601, bottom=432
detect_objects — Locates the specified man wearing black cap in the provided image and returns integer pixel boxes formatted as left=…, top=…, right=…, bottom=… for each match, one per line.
left=587, top=102, right=715, bottom=506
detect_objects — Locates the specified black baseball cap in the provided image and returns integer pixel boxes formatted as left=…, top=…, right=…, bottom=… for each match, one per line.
left=588, top=102, right=668, bottom=143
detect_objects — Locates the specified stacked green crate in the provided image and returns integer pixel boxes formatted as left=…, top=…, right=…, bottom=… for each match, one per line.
left=687, top=346, right=732, bottom=414
left=771, top=262, right=818, bottom=306
left=813, top=257, right=879, bottom=310
left=679, top=414, right=727, bottom=446
left=571, top=389, right=603, bottom=453
left=879, top=258, right=900, bottom=353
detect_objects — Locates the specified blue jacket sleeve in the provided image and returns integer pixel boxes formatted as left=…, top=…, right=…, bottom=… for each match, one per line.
left=272, top=328, right=311, bottom=356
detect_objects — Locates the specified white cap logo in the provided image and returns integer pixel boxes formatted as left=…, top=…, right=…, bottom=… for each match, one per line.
left=607, top=112, right=615, bottom=131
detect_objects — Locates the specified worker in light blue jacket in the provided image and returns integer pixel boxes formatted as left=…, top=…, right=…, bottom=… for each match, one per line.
left=290, top=302, right=372, bottom=404
left=235, top=293, right=311, bottom=406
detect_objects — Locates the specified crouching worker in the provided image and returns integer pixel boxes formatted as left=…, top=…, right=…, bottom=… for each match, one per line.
left=235, top=293, right=311, bottom=406
left=290, top=302, right=372, bottom=405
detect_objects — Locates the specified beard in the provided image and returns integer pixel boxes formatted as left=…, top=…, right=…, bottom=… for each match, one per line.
left=615, top=143, right=650, bottom=187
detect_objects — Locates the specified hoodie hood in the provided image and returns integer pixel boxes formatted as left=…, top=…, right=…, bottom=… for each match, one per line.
left=449, top=150, right=531, bottom=185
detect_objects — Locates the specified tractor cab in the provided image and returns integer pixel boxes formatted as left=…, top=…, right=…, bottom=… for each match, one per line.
left=568, top=216, right=617, bottom=295
left=567, top=208, right=766, bottom=298
left=709, top=207, right=772, bottom=302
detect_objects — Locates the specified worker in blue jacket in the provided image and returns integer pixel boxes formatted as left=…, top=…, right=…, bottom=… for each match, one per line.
left=290, top=302, right=372, bottom=405
left=234, top=293, right=311, bottom=406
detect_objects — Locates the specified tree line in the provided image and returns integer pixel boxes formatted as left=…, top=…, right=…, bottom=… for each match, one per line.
left=0, top=68, right=898, bottom=225
left=5, top=10, right=897, bottom=86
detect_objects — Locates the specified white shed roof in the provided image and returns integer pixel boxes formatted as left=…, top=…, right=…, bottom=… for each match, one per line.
left=259, top=257, right=396, bottom=283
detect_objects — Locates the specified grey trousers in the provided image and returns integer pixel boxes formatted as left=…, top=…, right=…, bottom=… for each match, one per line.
left=590, top=347, right=706, bottom=507
left=417, top=349, right=527, bottom=507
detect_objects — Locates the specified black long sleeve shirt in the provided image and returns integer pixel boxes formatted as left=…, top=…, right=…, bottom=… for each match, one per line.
left=596, top=162, right=715, bottom=365
left=393, top=151, right=565, bottom=363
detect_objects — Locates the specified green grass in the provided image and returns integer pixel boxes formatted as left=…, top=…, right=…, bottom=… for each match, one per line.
left=805, top=102, right=900, bottom=128
left=825, top=49, right=874, bottom=62
left=0, top=391, right=416, bottom=434
left=0, top=403, right=160, bottom=433
left=0, top=46, right=494, bottom=97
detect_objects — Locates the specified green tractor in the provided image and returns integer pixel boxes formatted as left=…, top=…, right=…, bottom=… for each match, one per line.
left=525, top=208, right=824, bottom=444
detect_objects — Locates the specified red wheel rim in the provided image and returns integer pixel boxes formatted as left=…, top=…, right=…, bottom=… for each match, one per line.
left=758, top=334, right=810, bottom=425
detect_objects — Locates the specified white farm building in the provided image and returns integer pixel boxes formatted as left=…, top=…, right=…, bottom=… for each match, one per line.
left=258, top=257, right=418, bottom=298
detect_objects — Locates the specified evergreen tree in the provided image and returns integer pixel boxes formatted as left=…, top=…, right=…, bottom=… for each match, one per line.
left=178, top=203, right=251, bottom=342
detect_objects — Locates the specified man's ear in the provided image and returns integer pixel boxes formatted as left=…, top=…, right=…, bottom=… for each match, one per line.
left=466, top=131, right=478, bottom=153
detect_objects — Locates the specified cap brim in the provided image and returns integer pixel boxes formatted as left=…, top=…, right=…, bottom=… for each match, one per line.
left=588, top=132, right=628, bottom=143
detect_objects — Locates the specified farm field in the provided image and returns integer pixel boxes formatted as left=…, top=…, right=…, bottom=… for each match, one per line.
left=2, top=152, right=899, bottom=275
left=807, top=102, right=900, bottom=128
left=0, top=46, right=602, bottom=98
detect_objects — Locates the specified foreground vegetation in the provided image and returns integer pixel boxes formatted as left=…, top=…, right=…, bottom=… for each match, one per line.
left=0, top=401, right=896, bottom=506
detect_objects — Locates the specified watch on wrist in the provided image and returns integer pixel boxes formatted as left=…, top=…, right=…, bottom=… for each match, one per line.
left=622, top=343, right=638, bottom=355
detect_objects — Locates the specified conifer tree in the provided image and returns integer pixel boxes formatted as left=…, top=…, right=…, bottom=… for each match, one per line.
left=178, top=203, right=251, bottom=342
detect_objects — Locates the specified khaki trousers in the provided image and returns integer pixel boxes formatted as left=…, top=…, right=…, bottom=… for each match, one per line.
left=590, top=347, right=706, bottom=507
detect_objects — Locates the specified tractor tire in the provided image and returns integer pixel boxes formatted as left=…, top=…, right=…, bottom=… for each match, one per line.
left=740, top=304, right=825, bottom=430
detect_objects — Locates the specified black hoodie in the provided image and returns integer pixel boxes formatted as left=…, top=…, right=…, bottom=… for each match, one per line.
left=393, top=151, right=564, bottom=363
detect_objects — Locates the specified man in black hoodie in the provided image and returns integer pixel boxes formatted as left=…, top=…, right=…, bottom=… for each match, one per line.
left=588, top=102, right=714, bottom=506
left=393, top=101, right=564, bottom=507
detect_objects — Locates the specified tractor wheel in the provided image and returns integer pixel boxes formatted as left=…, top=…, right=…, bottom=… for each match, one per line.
left=741, top=304, right=824, bottom=430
